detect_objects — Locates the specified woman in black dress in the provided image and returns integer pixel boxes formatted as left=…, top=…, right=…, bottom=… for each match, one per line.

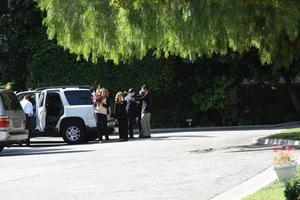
left=114, top=92, right=128, bottom=141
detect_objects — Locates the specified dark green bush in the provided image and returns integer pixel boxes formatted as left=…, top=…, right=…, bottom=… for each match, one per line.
left=285, top=177, right=300, bottom=200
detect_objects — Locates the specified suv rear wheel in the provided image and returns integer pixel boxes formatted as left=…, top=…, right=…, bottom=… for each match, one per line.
left=61, top=121, right=85, bottom=144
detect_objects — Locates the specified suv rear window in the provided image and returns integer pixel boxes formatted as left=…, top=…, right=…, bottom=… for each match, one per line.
left=64, top=90, right=93, bottom=105
left=0, top=91, right=22, bottom=110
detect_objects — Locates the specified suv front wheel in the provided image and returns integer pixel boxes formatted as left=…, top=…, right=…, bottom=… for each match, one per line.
left=61, top=122, right=85, bottom=144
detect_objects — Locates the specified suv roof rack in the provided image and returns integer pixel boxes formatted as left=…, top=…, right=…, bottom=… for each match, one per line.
left=35, top=85, right=91, bottom=91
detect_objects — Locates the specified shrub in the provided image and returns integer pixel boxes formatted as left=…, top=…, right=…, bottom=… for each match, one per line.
left=285, top=177, right=300, bottom=200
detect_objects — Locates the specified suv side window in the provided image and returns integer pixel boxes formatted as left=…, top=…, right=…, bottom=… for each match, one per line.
left=64, top=90, right=93, bottom=105
left=0, top=91, right=22, bottom=110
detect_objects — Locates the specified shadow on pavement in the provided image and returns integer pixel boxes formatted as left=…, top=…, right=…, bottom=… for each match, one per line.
left=27, top=141, right=66, bottom=148
left=27, top=138, right=122, bottom=147
left=28, top=135, right=214, bottom=145
left=0, top=147, right=95, bottom=157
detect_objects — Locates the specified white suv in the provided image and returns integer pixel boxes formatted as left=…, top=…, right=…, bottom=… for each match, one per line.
left=17, top=86, right=114, bottom=144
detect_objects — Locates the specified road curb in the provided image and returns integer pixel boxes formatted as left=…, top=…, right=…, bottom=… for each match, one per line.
left=253, top=137, right=300, bottom=146
left=210, top=166, right=277, bottom=200
left=150, top=121, right=300, bottom=134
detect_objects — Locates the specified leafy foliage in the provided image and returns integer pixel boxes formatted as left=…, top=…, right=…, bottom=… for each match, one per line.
left=0, top=0, right=42, bottom=89
left=26, top=38, right=175, bottom=96
left=38, top=0, right=300, bottom=67
left=285, top=177, right=300, bottom=200
left=2, top=0, right=300, bottom=127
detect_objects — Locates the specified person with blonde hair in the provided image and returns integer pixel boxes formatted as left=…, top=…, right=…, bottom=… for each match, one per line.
left=94, top=87, right=110, bottom=142
left=114, top=92, right=128, bottom=141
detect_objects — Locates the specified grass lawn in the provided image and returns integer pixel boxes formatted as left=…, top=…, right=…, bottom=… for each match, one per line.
left=265, top=128, right=300, bottom=140
left=243, top=180, right=285, bottom=200
left=243, top=166, right=300, bottom=200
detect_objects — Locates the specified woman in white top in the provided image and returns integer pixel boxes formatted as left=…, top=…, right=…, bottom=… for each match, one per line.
left=94, top=88, right=109, bottom=142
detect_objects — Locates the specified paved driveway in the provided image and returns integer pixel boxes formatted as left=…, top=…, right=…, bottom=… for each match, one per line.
left=0, top=128, right=285, bottom=200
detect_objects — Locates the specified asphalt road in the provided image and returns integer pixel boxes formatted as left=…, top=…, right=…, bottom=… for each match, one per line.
left=0, top=128, right=286, bottom=200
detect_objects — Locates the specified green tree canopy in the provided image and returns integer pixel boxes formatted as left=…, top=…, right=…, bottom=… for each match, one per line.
left=38, top=0, right=300, bottom=66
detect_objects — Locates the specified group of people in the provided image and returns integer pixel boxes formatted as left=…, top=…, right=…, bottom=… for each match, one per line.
left=19, top=84, right=153, bottom=144
left=93, top=84, right=153, bottom=142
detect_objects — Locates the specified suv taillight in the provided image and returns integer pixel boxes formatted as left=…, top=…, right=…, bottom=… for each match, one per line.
left=0, top=116, right=10, bottom=127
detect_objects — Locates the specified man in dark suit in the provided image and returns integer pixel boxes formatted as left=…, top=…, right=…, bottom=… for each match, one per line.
left=125, top=88, right=137, bottom=138
left=134, top=84, right=152, bottom=138
left=135, top=90, right=144, bottom=138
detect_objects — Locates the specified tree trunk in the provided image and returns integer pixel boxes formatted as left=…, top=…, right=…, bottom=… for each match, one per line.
left=282, top=73, right=300, bottom=115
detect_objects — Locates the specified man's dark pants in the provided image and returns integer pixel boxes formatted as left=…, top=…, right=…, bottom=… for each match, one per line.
left=128, top=113, right=135, bottom=138
left=25, top=114, right=33, bottom=146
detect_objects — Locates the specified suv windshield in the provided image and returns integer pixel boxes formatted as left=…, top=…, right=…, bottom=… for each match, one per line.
left=0, top=91, right=22, bottom=110
left=64, top=90, right=93, bottom=105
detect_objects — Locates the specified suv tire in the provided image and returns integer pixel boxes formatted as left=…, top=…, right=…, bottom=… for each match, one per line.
left=61, top=121, right=85, bottom=144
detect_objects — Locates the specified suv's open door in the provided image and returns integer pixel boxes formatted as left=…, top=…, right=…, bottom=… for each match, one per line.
left=37, top=91, right=47, bottom=131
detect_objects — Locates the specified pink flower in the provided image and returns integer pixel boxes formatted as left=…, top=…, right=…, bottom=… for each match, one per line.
left=274, top=145, right=282, bottom=152
left=286, top=145, right=293, bottom=151
left=273, top=144, right=297, bottom=166
left=92, top=92, right=104, bottom=103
